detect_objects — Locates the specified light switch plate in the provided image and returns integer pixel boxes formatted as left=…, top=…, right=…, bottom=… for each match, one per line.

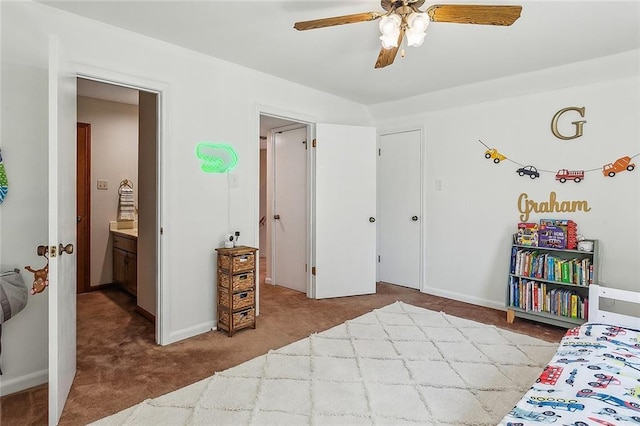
left=97, top=179, right=108, bottom=190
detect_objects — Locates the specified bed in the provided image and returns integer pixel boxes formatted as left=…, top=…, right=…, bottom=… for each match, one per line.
left=499, top=284, right=640, bottom=426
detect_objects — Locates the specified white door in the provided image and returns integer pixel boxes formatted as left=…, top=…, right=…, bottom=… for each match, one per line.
left=273, top=127, right=308, bottom=293
left=314, top=123, right=376, bottom=299
left=48, top=35, right=77, bottom=426
left=377, top=130, right=422, bottom=289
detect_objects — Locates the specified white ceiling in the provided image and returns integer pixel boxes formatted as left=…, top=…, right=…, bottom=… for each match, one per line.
left=43, top=0, right=640, bottom=105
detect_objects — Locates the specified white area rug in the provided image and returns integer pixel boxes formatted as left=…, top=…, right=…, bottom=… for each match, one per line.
left=92, top=302, right=558, bottom=425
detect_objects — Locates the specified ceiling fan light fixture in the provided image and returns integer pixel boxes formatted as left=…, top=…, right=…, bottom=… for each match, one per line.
left=293, top=3, right=523, bottom=69
left=379, top=14, right=401, bottom=35
left=379, top=14, right=401, bottom=49
left=406, top=28, right=426, bottom=47
left=380, top=32, right=399, bottom=49
left=406, top=12, right=429, bottom=47
left=407, top=12, right=430, bottom=33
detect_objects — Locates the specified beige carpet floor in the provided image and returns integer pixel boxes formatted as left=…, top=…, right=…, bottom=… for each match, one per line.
left=92, top=301, right=558, bottom=425
left=1, top=278, right=566, bottom=425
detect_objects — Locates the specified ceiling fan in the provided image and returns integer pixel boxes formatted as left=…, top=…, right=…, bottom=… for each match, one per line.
left=294, top=1, right=522, bottom=69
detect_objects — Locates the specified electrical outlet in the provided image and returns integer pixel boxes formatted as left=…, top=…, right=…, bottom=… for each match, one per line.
left=97, top=179, right=108, bottom=190
left=229, top=174, right=239, bottom=188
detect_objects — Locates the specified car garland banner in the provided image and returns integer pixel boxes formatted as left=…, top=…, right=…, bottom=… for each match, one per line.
left=478, top=139, right=639, bottom=182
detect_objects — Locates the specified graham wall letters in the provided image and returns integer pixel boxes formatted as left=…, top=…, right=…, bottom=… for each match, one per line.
left=518, top=192, right=591, bottom=222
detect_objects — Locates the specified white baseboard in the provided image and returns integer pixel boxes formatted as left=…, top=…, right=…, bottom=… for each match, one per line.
left=0, top=369, right=48, bottom=397
left=420, top=286, right=504, bottom=311
left=167, top=321, right=215, bottom=345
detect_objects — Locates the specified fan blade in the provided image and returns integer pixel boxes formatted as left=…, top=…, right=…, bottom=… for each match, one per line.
left=294, top=12, right=382, bottom=31
left=426, top=4, right=522, bottom=26
left=374, top=30, right=404, bottom=69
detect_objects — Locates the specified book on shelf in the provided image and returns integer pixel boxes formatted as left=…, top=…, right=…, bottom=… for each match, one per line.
left=516, top=222, right=539, bottom=246
left=540, top=219, right=578, bottom=250
left=512, top=249, right=590, bottom=286
left=538, top=224, right=567, bottom=249
left=508, top=277, right=586, bottom=320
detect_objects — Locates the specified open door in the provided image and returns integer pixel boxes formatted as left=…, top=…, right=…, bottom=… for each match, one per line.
left=48, top=35, right=77, bottom=425
left=314, top=123, right=376, bottom=299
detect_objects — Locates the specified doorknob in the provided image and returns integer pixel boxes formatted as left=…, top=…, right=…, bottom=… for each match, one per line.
left=411, top=216, right=419, bottom=221
left=77, top=216, right=82, bottom=223
left=59, top=243, right=74, bottom=255
left=274, top=214, right=280, bottom=220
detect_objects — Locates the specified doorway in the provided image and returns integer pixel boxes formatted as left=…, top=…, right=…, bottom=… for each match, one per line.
left=257, top=112, right=378, bottom=301
left=76, top=77, right=160, bottom=336
left=259, top=115, right=310, bottom=294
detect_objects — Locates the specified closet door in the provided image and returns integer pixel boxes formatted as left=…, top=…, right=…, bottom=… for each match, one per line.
left=377, top=130, right=422, bottom=289
left=272, top=127, right=308, bottom=293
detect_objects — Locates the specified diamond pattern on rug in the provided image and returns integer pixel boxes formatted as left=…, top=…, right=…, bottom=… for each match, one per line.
left=420, top=386, right=493, bottom=423
left=255, top=378, right=311, bottom=415
left=198, top=376, right=260, bottom=410
left=351, top=339, right=397, bottom=358
left=368, top=383, right=432, bottom=421
left=359, top=358, right=412, bottom=384
left=91, top=301, right=557, bottom=426
left=313, top=381, right=369, bottom=416
left=263, top=353, right=311, bottom=380
left=313, top=356, right=361, bottom=381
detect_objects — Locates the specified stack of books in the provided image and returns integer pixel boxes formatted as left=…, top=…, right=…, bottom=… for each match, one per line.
left=517, top=219, right=579, bottom=249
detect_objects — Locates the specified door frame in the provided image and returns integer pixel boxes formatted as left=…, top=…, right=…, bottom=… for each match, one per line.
left=76, top=122, right=91, bottom=293
left=268, top=123, right=310, bottom=296
left=76, top=64, right=169, bottom=345
left=376, top=128, right=424, bottom=291
left=255, top=105, right=316, bottom=306
left=377, top=125, right=427, bottom=292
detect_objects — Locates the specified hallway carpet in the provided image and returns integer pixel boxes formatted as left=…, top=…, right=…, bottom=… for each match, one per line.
left=0, top=282, right=565, bottom=425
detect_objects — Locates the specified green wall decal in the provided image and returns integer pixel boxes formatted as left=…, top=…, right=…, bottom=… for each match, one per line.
left=196, top=142, right=238, bottom=173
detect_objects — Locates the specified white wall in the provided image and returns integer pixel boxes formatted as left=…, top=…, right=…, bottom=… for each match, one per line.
left=372, top=50, right=640, bottom=309
left=0, top=0, right=372, bottom=394
left=0, top=22, right=50, bottom=394
left=77, top=96, right=139, bottom=287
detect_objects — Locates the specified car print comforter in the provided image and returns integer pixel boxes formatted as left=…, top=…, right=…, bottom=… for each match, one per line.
left=498, top=323, right=640, bottom=425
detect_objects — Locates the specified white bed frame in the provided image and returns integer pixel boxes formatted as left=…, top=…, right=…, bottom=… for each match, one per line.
left=588, top=284, right=640, bottom=330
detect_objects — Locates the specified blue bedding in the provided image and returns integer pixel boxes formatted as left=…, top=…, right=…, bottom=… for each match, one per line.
left=499, top=323, right=640, bottom=425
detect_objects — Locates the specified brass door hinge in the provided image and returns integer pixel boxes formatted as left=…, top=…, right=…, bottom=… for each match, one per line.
left=311, top=266, right=316, bottom=276
left=312, top=139, right=316, bottom=148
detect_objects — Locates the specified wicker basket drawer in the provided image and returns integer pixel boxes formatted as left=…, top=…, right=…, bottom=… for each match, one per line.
left=219, top=307, right=255, bottom=330
left=218, top=271, right=254, bottom=292
left=219, top=251, right=255, bottom=273
left=218, top=288, right=255, bottom=311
